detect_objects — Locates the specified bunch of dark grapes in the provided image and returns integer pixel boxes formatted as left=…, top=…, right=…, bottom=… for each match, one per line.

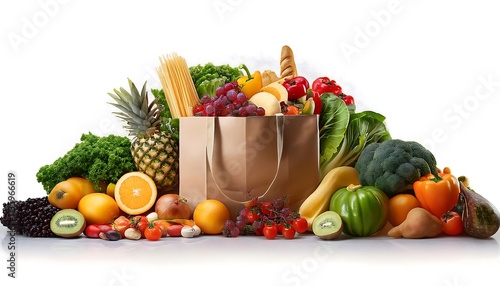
left=0, top=196, right=60, bottom=237
left=192, top=81, right=265, bottom=117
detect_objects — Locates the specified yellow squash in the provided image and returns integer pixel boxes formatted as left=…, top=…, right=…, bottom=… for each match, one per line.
left=299, top=166, right=360, bottom=231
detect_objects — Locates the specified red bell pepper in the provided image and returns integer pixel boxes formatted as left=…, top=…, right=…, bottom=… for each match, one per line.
left=312, top=76, right=342, bottom=96
left=283, top=76, right=309, bottom=101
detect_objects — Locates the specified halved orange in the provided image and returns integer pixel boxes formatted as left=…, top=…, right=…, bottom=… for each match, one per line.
left=114, top=172, right=157, bottom=215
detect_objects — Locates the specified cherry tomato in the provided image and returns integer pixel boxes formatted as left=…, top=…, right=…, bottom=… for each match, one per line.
left=281, top=224, right=296, bottom=239
left=252, top=220, right=264, bottom=236
left=144, top=223, right=162, bottom=241
left=285, top=105, right=300, bottom=115
left=263, top=223, right=278, bottom=239
left=247, top=211, right=261, bottom=224
left=440, top=211, right=463, bottom=236
left=260, top=201, right=273, bottom=216
left=131, top=215, right=148, bottom=237
left=276, top=221, right=284, bottom=234
left=292, top=217, right=308, bottom=233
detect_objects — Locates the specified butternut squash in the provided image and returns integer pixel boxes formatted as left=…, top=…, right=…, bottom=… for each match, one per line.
left=299, top=166, right=360, bottom=231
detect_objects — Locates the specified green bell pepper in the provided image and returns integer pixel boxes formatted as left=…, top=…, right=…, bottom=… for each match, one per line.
left=329, top=184, right=389, bottom=237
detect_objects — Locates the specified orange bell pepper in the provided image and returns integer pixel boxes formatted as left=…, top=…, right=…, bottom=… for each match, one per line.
left=413, top=172, right=460, bottom=218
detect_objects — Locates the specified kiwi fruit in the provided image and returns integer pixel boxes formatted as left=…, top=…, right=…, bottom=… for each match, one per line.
left=312, top=211, right=343, bottom=240
left=50, top=209, right=86, bottom=238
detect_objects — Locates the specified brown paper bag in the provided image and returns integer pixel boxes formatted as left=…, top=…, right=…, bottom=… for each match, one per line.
left=179, top=114, right=320, bottom=219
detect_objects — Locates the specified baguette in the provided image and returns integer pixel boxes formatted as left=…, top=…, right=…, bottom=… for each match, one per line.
left=280, top=45, right=297, bottom=79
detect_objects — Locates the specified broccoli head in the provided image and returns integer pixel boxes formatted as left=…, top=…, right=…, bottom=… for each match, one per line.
left=354, top=139, right=439, bottom=197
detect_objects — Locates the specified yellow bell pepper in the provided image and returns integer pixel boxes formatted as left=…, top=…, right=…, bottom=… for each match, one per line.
left=237, top=64, right=262, bottom=98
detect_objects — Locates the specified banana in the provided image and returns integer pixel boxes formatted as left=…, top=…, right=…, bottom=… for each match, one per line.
left=299, top=166, right=361, bottom=231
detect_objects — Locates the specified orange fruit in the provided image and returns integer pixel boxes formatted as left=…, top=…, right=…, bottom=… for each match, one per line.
left=66, top=177, right=97, bottom=196
left=77, top=193, right=120, bottom=225
left=193, top=199, right=230, bottom=235
left=387, top=193, right=421, bottom=226
left=48, top=180, right=84, bottom=209
left=113, top=172, right=157, bottom=215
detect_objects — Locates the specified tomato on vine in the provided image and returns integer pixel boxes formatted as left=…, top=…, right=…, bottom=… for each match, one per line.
left=263, top=222, right=278, bottom=239
left=292, top=217, right=308, bottom=233
left=281, top=223, right=296, bottom=239
left=144, top=222, right=162, bottom=241
left=131, top=215, right=148, bottom=237
left=260, top=201, right=273, bottom=216
left=247, top=211, right=261, bottom=224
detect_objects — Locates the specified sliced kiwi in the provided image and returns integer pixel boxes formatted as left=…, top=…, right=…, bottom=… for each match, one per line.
left=312, top=211, right=343, bottom=240
left=50, top=209, right=86, bottom=238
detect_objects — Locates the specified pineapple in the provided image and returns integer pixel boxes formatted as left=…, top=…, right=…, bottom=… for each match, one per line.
left=108, top=79, right=179, bottom=189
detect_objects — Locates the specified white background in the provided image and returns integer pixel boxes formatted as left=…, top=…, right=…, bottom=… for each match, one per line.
left=1, top=0, right=500, bottom=285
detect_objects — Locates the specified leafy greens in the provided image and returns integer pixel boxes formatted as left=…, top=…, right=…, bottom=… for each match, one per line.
left=319, top=93, right=391, bottom=179
left=189, top=63, right=242, bottom=98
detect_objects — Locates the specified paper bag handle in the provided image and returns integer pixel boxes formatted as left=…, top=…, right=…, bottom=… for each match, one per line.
left=206, top=114, right=285, bottom=204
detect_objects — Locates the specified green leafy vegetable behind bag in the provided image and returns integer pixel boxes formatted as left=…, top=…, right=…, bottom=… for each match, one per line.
left=319, top=93, right=391, bottom=179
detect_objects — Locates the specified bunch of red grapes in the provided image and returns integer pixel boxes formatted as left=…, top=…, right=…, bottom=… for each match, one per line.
left=192, top=82, right=265, bottom=117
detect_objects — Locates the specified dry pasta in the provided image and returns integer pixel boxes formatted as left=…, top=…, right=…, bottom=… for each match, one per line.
left=157, top=53, right=200, bottom=118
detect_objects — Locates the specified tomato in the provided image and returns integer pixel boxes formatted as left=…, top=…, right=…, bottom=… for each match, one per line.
left=144, top=223, right=162, bottom=241
left=252, top=220, right=264, bottom=236
left=131, top=215, right=148, bottom=237
left=292, top=217, right=308, bottom=233
left=260, top=201, right=273, bottom=216
left=281, top=224, right=296, bottom=239
left=247, top=211, right=261, bottom=224
left=440, top=211, right=463, bottom=236
left=285, top=105, right=300, bottom=115
left=263, top=222, right=278, bottom=239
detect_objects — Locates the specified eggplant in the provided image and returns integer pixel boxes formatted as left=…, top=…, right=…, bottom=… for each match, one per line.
left=459, top=182, right=500, bottom=238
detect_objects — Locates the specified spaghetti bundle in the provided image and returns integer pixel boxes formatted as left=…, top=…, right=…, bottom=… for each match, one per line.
left=157, top=53, right=200, bottom=118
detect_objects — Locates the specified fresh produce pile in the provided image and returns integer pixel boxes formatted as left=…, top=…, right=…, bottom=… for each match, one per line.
left=1, top=46, right=499, bottom=242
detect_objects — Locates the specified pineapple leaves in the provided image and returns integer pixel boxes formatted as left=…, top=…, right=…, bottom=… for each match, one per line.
left=107, top=78, right=165, bottom=137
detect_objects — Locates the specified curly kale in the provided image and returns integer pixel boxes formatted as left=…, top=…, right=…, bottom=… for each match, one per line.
left=36, top=133, right=136, bottom=193
left=354, top=139, right=439, bottom=198
left=189, top=62, right=242, bottom=98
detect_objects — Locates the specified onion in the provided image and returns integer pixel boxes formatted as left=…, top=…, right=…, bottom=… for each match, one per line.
left=155, top=194, right=191, bottom=220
